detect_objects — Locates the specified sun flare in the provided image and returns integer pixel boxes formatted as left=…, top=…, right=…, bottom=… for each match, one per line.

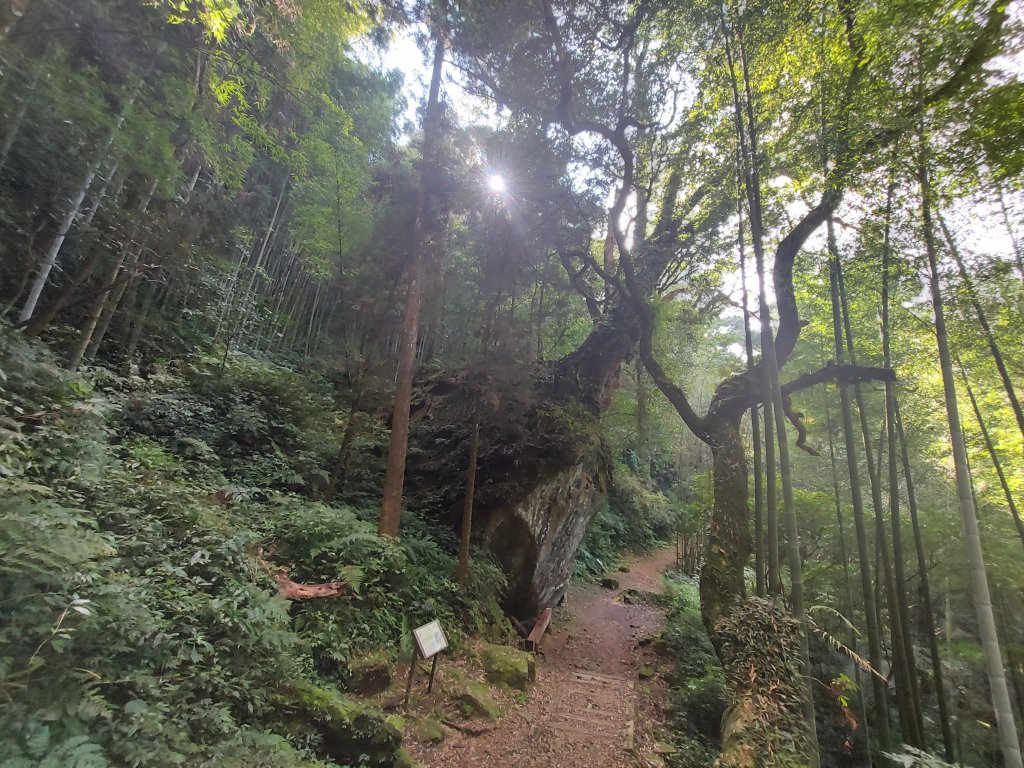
left=487, top=174, right=506, bottom=193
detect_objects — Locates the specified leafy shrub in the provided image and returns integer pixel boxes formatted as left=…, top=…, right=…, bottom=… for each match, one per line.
left=259, top=498, right=509, bottom=677
left=0, top=331, right=511, bottom=767
left=660, top=571, right=725, bottom=763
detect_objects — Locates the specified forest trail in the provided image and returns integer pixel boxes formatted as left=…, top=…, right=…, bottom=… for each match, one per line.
left=414, top=547, right=678, bottom=768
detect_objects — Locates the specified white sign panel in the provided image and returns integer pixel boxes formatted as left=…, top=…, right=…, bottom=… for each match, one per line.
left=412, top=620, right=448, bottom=659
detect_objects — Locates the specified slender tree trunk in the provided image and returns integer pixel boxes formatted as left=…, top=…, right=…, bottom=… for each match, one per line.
left=379, top=28, right=446, bottom=537
left=825, top=400, right=873, bottom=764
left=124, top=276, right=156, bottom=360
left=834, top=237, right=921, bottom=745
left=830, top=247, right=892, bottom=751
left=69, top=176, right=156, bottom=369
left=892, top=395, right=955, bottom=760
left=877, top=189, right=928, bottom=745
left=327, top=357, right=367, bottom=499
left=636, top=360, right=650, bottom=480
left=18, top=84, right=138, bottom=324
left=958, top=359, right=1024, bottom=547
left=918, top=137, right=1023, bottom=768
left=456, top=403, right=481, bottom=588
left=997, top=186, right=1024, bottom=283
left=939, top=214, right=1024, bottom=451
left=81, top=241, right=145, bottom=365
left=0, top=64, right=38, bottom=173
left=737, top=183, right=765, bottom=597
left=994, top=585, right=1024, bottom=720
left=733, top=25, right=818, bottom=760
left=22, top=246, right=105, bottom=337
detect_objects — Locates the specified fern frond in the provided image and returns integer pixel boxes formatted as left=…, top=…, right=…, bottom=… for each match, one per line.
left=807, top=616, right=884, bottom=681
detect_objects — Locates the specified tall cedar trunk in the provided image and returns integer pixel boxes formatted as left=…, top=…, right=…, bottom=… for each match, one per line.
left=710, top=14, right=821, bottom=754
left=0, top=86, right=30, bottom=172
left=893, top=395, right=956, bottom=760
left=22, top=247, right=106, bottom=337
left=456, top=404, right=481, bottom=588
left=124, top=277, right=156, bottom=359
left=76, top=241, right=145, bottom=368
left=918, top=137, right=1023, bottom=768
left=23, top=161, right=124, bottom=337
left=829, top=250, right=892, bottom=750
left=723, top=19, right=780, bottom=600
left=18, top=83, right=138, bottom=324
left=735, top=25, right=819, bottom=759
left=70, top=178, right=156, bottom=369
left=379, top=29, right=446, bottom=537
left=994, top=585, right=1024, bottom=720
left=834, top=241, right=921, bottom=744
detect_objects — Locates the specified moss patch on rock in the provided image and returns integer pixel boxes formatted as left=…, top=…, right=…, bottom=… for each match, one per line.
left=448, top=684, right=499, bottom=720
left=395, top=747, right=422, bottom=768
left=346, top=650, right=394, bottom=696
left=290, top=680, right=402, bottom=767
left=480, top=643, right=535, bottom=690
left=412, top=717, right=446, bottom=743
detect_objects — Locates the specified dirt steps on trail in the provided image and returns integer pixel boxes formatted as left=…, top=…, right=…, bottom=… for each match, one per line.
left=405, top=547, right=677, bottom=768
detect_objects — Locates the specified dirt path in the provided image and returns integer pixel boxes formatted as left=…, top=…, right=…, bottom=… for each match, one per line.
left=408, top=547, right=678, bottom=768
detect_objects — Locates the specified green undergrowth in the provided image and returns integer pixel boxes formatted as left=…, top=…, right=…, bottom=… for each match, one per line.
left=658, top=570, right=726, bottom=768
left=574, top=461, right=673, bottom=578
left=0, top=332, right=507, bottom=767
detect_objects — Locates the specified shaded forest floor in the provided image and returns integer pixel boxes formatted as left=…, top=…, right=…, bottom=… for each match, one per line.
left=406, top=547, right=679, bottom=768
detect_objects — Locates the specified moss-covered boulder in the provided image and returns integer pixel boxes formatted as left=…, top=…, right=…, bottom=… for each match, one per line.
left=412, top=717, right=446, bottom=743
left=290, top=681, right=402, bottom=767
left=347, top=650, right=393, bottom=695
left=447, top=677, right=502, bottom=719
left=395, top=747, right=422, bottom=768
left=481, top=643, right=535, bottom=690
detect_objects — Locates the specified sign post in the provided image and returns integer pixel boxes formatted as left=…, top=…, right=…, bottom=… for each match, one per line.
left=404, top=619, right=448, bottom=711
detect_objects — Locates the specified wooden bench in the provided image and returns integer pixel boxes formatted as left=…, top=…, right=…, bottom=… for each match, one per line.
left=525, top=607, right=552, bottom=651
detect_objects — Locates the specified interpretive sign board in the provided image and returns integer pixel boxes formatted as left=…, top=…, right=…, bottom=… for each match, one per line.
left=412, top=620, right=448, bottom=659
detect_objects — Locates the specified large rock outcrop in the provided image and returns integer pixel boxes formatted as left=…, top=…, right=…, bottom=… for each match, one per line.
left=405, top=365, right=611, bottom=618
left=480, top=459, right=606, bottom=616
